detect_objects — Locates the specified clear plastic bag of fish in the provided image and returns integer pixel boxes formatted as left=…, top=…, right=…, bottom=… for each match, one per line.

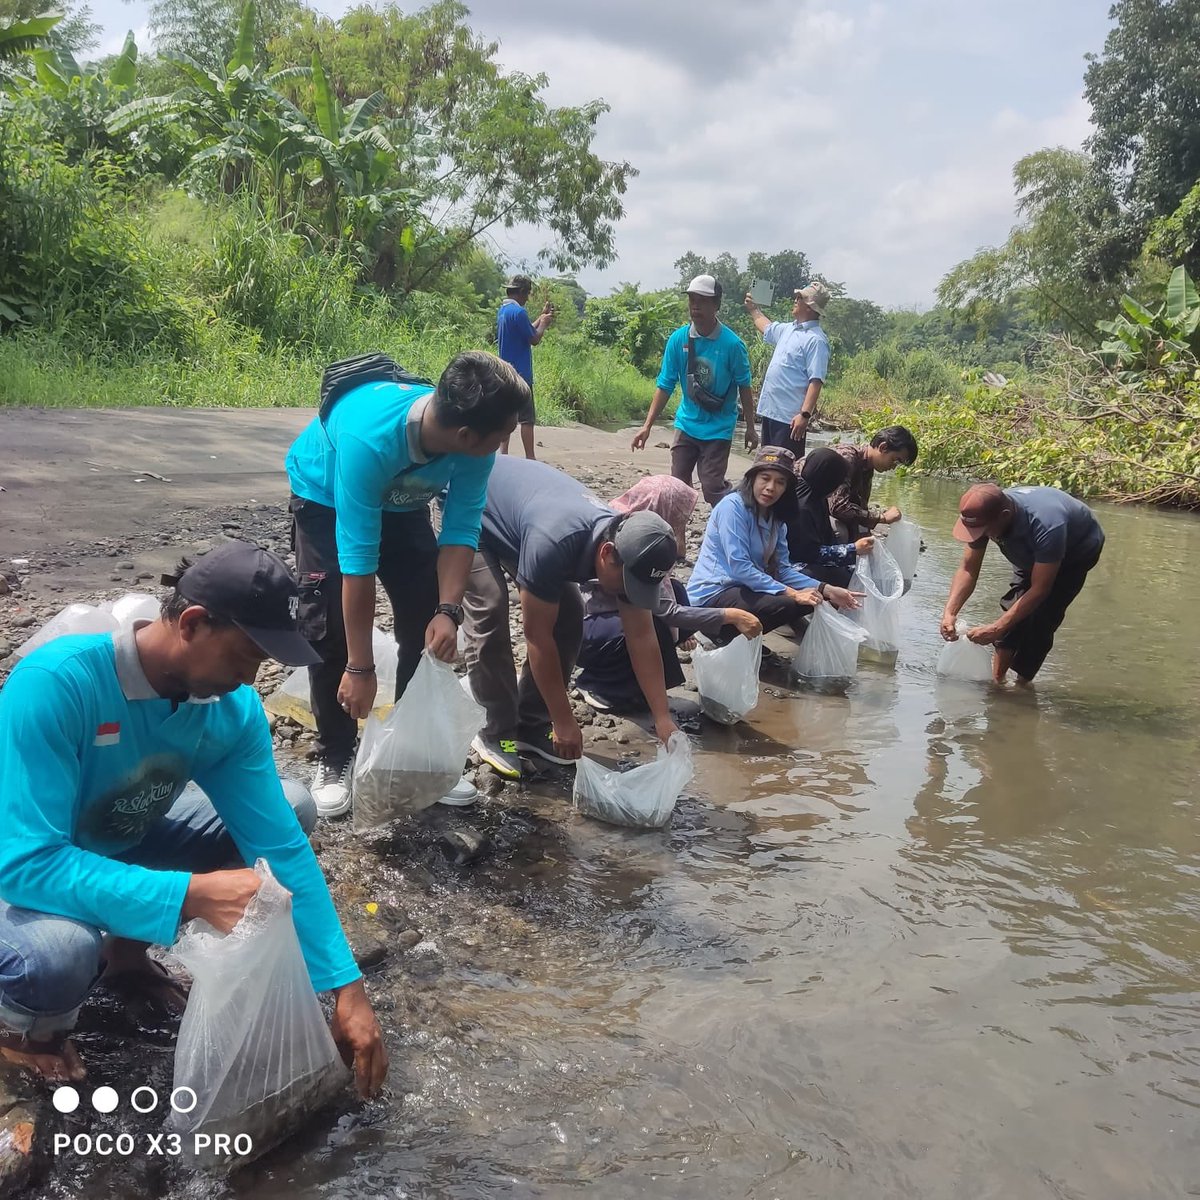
left=13, top=604, right=119, bottom=659
left=265, top=627, right=399, bottom=730
left=573, top=732, right=694, bottom=828
left=851, top=544, right=905, bottom=655
left=794, top=602, right=868, bottom=692
left=936, top=620, right=993, bottom=682
left=352, top=651, right=484, bottom=829
left=884, top=519, right=921, bottom=592
left=692, top=633, right=762, bottom=724
left=168, top=859, right=351, bottom=1169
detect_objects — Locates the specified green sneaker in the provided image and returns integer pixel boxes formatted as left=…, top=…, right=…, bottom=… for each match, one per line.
left=471, top=734, right=522, bottom=779
left=515, top=727, right=575, bottom=766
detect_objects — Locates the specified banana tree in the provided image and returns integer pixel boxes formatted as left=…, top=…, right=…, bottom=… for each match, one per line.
left=1098, top=265, right=1200, bottom=374
left=24, top=32, right=137, bottom=157
left=107, top=1, right=329, bottom=215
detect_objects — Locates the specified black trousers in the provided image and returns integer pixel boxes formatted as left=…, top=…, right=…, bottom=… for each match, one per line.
left=705, top=584, right=813, bottom=638
left=760, top=415, right=807, bottom=458
left=576, top=581, right=689, bottom=708
left=290, top=495, right=438, bottom=762
left=997, top=548, right=1101, bottom=680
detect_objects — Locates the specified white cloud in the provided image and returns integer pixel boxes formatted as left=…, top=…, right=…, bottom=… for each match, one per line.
left=82, top=0, right=1112, bottom=307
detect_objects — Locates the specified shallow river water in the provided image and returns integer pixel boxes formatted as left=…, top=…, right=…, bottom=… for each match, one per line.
left=248, top=476, right=1200, bottom=1200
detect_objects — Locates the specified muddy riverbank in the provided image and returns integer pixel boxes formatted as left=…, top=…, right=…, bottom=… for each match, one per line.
left=0, top=417, right=736, bottom=1198
left=3, top=411, right=1199, bottom=1199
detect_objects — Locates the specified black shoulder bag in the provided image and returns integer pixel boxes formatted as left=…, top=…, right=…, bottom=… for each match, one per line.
left=686, top=335, right=736, bottom=414
left=317, top=353, right=435, bottom=424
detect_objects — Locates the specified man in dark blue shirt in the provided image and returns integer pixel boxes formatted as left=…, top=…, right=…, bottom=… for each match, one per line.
left=496, top=274, right=555, bottom=460
left=940, top=483, right=1105, bottom=684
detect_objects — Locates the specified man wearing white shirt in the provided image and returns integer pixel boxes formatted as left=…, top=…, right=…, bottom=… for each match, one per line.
left=744, top=282, right=832, bottom=457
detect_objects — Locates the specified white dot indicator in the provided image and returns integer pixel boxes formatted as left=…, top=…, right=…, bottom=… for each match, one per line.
left=91, top=1086, right=119, bottom=1114
left=52, top=1086, right=80, bottom=1114
left=130, top=1086, right=159, bottom=1114
left=170, top=1086, right=197, bottom=1114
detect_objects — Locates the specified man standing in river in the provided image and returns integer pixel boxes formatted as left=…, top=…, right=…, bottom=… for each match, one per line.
left=631, top=274, right=758, bottom=505
left=940, top=483, right=1105, bottom=684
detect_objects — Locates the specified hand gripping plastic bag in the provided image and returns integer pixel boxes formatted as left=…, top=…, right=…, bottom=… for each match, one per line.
left=851, top=544, right=905, bottom=654
left=265, top=627, right=399, bottom=731
left=884, top=520, right=921, bottom=592
left=692, top=634, right=763, bottom=724
left=936, top=620, right=993, bottom=682
left=168, top=860, right=351, bottom=1168
left=573, top=732, right=694, bottom=828
left=794, top=602, right=868, bottom=690
left=352, top=651, right=484, bottom=829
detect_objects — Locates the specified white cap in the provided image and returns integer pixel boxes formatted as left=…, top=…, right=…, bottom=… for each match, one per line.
left=685, top=274, right=719, bottom=297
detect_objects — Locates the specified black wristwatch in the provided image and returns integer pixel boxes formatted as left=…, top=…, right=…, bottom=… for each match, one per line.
left=435, top=602, right=465, bottom=627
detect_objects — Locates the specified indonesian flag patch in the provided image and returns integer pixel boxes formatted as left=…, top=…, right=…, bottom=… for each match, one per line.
left=93, top=722, right=120, bottom=747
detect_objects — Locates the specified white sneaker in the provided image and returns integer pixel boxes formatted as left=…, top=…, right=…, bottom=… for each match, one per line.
left=437, top=775, right=478, bottom=807
left=312, top=755, right=354, bottom=819
left=575, top=686, right=613, bottom=712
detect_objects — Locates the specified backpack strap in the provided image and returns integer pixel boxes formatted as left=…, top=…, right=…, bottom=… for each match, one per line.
left=317, top=353, right=435, bottom=424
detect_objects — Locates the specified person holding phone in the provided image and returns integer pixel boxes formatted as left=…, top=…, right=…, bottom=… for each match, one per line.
left=496, top=274, right=555, bottom=460
left=744, top=282, right=832, bottom=458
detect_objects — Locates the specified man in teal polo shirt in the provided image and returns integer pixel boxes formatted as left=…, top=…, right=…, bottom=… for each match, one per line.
left=632, top=274, right=758, bottom=505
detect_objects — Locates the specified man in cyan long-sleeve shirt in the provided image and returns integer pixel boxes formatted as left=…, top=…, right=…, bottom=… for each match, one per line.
left=0, top=542, right=387, bottom=1093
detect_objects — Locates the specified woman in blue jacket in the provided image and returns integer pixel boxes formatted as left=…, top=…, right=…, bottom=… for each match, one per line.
left=688, top=447, right=859, bottom=634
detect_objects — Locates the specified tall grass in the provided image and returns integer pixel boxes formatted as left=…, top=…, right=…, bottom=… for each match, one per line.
left=0, top=179, right=652, bottom=425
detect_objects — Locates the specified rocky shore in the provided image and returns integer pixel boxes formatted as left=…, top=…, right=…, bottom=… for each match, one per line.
left=0, top=444, right=718, bottom=1198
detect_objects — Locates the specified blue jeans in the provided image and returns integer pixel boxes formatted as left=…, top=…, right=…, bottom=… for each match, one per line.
left=0, top=778, right=316, bottom=1039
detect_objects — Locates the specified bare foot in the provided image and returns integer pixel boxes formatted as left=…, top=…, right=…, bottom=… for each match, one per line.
left=0, top=1033, right=86, bottom=1083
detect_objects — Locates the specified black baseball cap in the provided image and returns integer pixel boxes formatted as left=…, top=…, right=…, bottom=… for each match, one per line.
left=613, top=511, right=679, bottom=609
left=162, top=540, right=320, bottom=667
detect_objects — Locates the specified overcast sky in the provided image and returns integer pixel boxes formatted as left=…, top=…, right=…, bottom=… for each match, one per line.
left=90, top=0, right=1115, bottom=308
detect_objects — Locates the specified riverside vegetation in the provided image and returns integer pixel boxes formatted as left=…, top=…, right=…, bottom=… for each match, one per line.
left=1, top=0, right=1198, bottom=505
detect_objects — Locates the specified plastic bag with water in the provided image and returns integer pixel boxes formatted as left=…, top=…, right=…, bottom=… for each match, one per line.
left=573, top=732, right=694, bottom=828
left=352, top=651, right=484, bottom=829
left=692, top=634, right=762, bottom=724
left=13, top=591, right=161, bottom=659
left=264, top=628, right=399, bottom=731
left=884, top=520, right=921, bottom=592
left=168, top=860, right=350, bottom=1169
left=936, top=620, right=993, bottom=682
left=851, top=544, right=905, bottom=655
left=794, top=602, right=868, bottom=691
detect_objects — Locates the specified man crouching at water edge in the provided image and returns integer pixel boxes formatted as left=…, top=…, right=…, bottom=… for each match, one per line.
left=463, top=456, right=683, bottom=780
left=0, top=542, right=388, bottom=1097
left=940, top=483, right=1105, bottom=685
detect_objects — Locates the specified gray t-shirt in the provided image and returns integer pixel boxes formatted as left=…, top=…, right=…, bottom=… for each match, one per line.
left=976, top=486, right=1104, bottom=573
left=480, top=457, right=615, bottom=601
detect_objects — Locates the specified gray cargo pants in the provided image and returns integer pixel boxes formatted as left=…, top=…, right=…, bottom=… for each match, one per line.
left=462, top=549, right=584, bottom=740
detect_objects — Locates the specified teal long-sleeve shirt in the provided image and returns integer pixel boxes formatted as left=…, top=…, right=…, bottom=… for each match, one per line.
left=286, top=380, right=493, bottom=575
left=0, top=632, right=360, bottom=994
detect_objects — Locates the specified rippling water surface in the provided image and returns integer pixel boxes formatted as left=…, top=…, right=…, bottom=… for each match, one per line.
left=247, top=477, right=1200, bottom=1199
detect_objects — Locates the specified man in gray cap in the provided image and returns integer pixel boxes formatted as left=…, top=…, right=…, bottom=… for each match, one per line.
left=0, top=541, right=388, bottom=1097
left=744, top=282, right=832, bottom=457
left=496, top=273, right=556, bottom=459
left=463, top=456, right=683, bottom=779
